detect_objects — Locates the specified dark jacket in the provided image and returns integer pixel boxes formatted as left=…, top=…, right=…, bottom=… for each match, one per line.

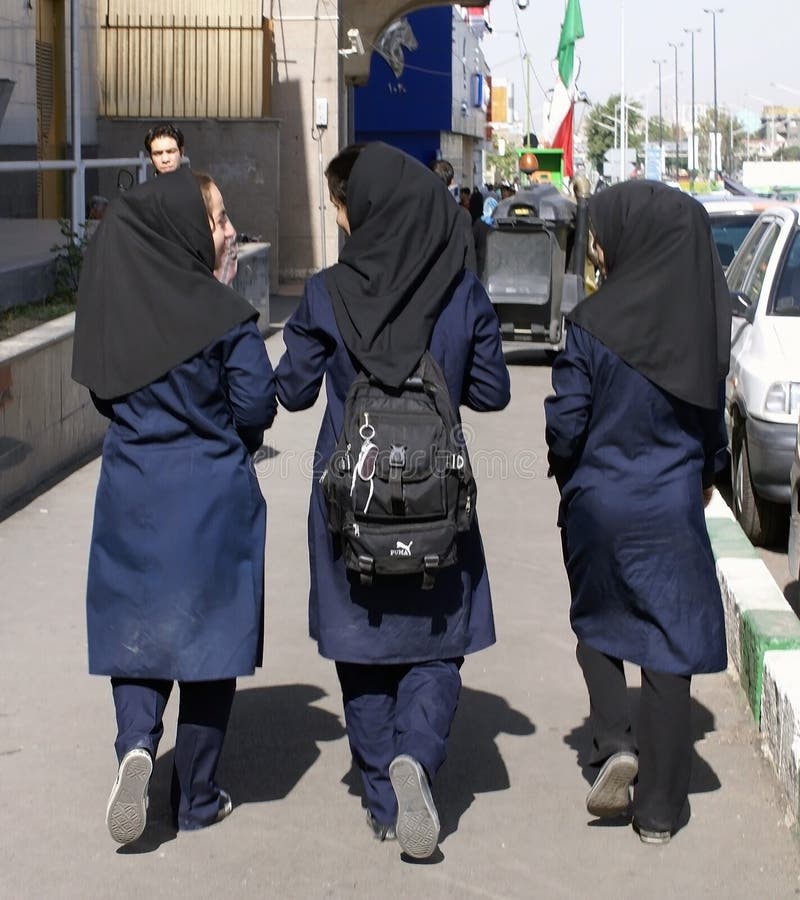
left=86, top=320, right=277, bottom=680
left=275, top=270, right=510, bottom=663
left=544, top=324, right=727, bottom=675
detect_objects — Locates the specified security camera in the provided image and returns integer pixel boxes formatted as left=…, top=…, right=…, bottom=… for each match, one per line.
left=347, top=28, right=364, bottom=56
left=517, top=0, right=530, bottom=9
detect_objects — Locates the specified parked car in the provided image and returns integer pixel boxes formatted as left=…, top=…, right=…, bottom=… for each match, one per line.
left=697, top=196, right=779, bottom=269
left=789, top=415, right=800, bottom=581
left=725, top=204, right=800, bottom=544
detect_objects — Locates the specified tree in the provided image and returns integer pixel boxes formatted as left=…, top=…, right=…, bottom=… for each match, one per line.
left=584, top=94, right=643, bottom=172
left=486, top=144, right=521, bottom=184
left=772, top=145, right=800, bottom=162
left=694, top=109, right=749, bottom=175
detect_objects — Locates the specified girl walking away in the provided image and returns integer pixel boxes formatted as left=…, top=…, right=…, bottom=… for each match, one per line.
left=545, top=180, right=731, bottom=844
left=72, top=169, right=277, bottom=844
left=275, top=142, right=510, bottom=858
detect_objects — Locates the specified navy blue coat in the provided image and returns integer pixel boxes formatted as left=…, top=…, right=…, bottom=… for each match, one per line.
left=544, top=324, right=727, bottom=676
left=275, top=270, right=510, bottom=664
left=86, top=320, right=277, bottom=681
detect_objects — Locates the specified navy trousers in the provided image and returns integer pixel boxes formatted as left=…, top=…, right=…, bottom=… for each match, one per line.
left=576, top=642, right=692, bottom=832
left=111, top=677, right=236, bottom=831
left=336, top=658, right=463, bottom=827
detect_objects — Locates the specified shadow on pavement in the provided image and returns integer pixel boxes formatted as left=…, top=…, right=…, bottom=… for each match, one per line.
left=503, top=346, right=554, bottom=368
left=436, top=687, right=536, bottom=842
left=216, top=683, right=345, bottom=802
left=564, top=689, right=721, bottom=792
left=339, top=685, right=535, bottom=854
left=118, top=683, right=344, bottom=854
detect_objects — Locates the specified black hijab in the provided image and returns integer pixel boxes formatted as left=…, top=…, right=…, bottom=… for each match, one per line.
left=568, top=180, right=731, bottom=410
left=324, top=142, right=469, bottom=387
left=72, top=168, right=256, bottom=399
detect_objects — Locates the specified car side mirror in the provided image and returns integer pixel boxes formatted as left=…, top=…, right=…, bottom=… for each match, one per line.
left=731, top=291, right=755, bottom=322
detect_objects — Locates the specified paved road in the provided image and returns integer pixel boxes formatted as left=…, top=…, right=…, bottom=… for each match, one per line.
left=1, top=328, right=799, bottom=899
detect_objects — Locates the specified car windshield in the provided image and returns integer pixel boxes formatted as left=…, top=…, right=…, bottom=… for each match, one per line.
left=769, top=228, right=800, bottom=317
left=710, top=214, right=759, bottom=268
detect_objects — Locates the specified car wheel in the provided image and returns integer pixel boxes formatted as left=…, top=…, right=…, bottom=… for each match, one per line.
left=731, top=423, right=784, bottom=546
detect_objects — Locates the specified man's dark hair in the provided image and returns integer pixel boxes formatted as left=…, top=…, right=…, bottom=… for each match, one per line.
left=460, top=187, right=471, bottom=199
left=325, top=143, right=366, bottom=206
left=429, top=159, right=454, bottom=187
left=144, top=122, right=185, bottom=154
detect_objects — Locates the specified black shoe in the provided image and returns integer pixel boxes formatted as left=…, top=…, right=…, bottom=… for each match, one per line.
left=366, top=809, right=397, bottom=841
left=389, top=754, right=440, bottom=859
left=586, top=751, right=638, bottom=818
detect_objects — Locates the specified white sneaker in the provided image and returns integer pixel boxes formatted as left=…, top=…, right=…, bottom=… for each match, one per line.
left=105, top=748, right=152, bottom=844
left=586, top=751, right=638, bottom=818
left=389, top=755, right=440, bottom=859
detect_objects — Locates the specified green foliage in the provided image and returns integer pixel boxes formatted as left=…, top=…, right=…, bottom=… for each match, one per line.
left=486, top=146, right=520, bottom=184
left=772, top=145, right=800, bottom=161
left=50, top=218, right=89, bottom=303
left=584, top=94, right=644, bottom=171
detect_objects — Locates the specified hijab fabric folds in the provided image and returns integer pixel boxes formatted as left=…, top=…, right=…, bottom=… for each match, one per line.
left=324, top=142, right=470, bottom=387
left=72, top=168, right=256, bottom=399
left=568, top=180, right=731, bottom=410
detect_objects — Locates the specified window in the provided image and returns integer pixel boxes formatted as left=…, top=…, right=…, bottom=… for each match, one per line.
left=726, top=221, right=769, bottom=293
left=741, top=223, right=781, bottom=306
left=769, top=229, right=800, bottom=317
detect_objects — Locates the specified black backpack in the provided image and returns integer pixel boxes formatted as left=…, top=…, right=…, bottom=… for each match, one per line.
left=320, top=351, right=476, bottom=589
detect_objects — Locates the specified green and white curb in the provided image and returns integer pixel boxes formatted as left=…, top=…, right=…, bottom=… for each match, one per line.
left=705, top=491, right=800, bottom=820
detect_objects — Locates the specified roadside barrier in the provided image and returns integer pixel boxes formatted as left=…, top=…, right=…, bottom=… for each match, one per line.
left=705, top=491, right=800, bottom=821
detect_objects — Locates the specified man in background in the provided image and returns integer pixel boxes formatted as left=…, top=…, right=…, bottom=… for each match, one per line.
left=429, top=158, right=477, bottom=273
left=144, top=123, right=185, bottom=175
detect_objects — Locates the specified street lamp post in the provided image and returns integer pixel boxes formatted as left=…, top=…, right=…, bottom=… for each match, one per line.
left=683, top=27, right=701, bottom=190
left=704, top=8, right=724, bottom=178
left=668, top=41, right=682, bottom=178
left=653, top=58, right=667, bottom=179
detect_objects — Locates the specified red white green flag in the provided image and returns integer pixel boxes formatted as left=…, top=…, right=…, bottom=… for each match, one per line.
left=542, top=0, right=584, bottom=176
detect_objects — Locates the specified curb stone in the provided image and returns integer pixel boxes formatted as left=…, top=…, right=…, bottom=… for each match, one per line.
left=705, top=490, right=800, bottom=821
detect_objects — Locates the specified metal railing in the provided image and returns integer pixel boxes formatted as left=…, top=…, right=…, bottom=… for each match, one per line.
left=0, top=155, right=150, bottom=232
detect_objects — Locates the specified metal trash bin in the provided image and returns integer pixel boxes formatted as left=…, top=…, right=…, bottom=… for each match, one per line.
left=480, top=185, right=586, bottom=350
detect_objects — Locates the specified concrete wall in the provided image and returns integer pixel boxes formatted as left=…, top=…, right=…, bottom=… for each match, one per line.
left=0, top=242, right=270, bottom=514
left=0, top=314, right=106, bottom=515
left=95, top=118, right=281, bottom=291
left=267, top=0, right=341, bottom=279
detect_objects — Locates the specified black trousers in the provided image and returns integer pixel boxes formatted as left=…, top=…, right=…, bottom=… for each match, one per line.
left=336, top=659, right=463, bottom=826
left=111, top=677, right=236, bottom=830
left=576, top=642, right=692, bottom=832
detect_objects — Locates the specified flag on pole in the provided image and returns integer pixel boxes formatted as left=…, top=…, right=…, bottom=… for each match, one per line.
left=542, top=0, right=584, bottom=177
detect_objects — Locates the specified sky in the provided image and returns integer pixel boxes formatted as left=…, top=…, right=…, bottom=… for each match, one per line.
left=481, top=0, right=800, bottom=132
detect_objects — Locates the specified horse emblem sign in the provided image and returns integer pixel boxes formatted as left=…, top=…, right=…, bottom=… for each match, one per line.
left=376, top=18, right=418, bottom=78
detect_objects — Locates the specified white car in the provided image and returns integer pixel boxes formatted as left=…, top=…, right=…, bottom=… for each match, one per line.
left=725, top=204, right=800, bottom=545
left=698, top=196, right=781, bottom=268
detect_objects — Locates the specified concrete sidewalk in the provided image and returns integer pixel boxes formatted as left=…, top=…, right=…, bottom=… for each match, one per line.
left=1, top=330, right=798, bottom=899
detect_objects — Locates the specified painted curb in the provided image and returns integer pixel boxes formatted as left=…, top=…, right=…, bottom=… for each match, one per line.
left=762, top=649, right=800, bottom=819
left=705, top=490, right=800, bottom=820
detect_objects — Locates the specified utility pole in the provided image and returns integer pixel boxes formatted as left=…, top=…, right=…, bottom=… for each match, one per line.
left=668, top=41, right=682, bottom=178
left=683, top=27, right=701, bottom=190
left=704, top=8, right=724, bottom=178
left=653, top=58, right=667, bottom=178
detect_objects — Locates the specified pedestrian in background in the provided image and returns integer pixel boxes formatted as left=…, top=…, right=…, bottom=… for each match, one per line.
left=544, top=180, right=731, bottom=844
left=144, top=122, right=185, bottom=175
left=429, top=157, right=478, bottom=273
left=275, top=142, right=509, bottom=859
left=143, top=123, right=239, bottom=285
left=72, top=168, right=277, bottom=845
